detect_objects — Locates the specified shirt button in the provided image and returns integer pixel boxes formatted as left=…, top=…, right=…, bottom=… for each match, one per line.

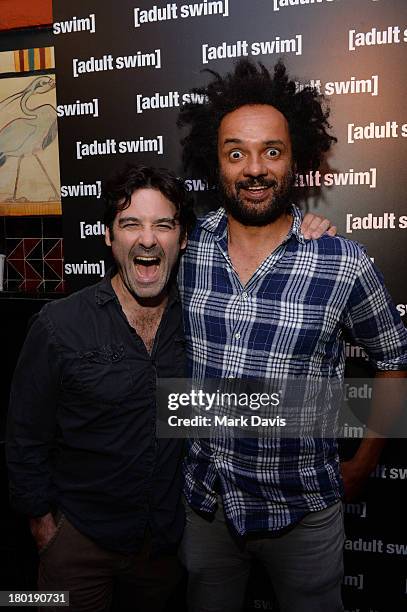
left=242, top=292, right=248, bottom=300
left=235, top=332, right=241, bottom=340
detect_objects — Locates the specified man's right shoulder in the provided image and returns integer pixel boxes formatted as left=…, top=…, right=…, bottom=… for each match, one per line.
left=38, top=281, right=100, bottom=326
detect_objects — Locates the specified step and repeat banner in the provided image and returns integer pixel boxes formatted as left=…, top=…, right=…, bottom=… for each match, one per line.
left=52, top=1, right=406, bottom=610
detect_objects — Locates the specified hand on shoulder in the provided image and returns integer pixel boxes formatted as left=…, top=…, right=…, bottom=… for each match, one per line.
left=301, top=212, right=337, bottom=240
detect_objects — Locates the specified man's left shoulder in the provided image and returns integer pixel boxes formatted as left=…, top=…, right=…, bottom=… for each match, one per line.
left=305, top=233, right=368, bottom=262
left=291, top=235, right=375, bottom=285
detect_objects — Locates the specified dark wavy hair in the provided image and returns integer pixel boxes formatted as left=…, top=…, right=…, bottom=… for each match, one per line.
left=103, top=164, right=196, bottom=240
left=178, top=59, right=336, bottom=187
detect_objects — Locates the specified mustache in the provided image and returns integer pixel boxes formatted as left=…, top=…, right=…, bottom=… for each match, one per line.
left=235, top=178, right=278, bottom=191
left=131, top=246, right=164, bottom=259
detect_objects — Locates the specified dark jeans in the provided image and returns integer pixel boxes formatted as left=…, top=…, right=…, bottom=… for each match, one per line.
left=38, top=514, right=183, bottom=612
left=180, top=499, right=345, bottom=612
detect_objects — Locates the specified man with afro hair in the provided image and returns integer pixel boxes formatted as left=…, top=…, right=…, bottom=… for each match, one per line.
left=177, top=59, right=407, bottom=612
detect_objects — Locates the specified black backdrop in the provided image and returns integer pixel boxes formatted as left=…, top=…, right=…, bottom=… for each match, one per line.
left=51, top=1, right=407, bottom=610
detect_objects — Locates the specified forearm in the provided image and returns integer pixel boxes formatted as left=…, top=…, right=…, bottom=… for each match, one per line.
left=341, top=371, right=406, bottom=499
left=348, top=437, right=386, bottom=477
left=361, top=370, right=406, bottom=447
left=342, top=250, right=407, bottom=493
left=355, top=370, right=405, bottom=454
left=6, top=312, right=60, bottom=516
left=7, top=441, right=55, bottom=516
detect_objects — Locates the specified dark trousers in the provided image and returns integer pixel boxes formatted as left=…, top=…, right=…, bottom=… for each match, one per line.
left=180, top=499, right=345, bottom=612
left=38, top=514, right=183, bottom=612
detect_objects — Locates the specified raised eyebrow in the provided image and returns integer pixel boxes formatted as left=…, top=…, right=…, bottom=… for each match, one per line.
left=223, top=138, right=243, bottom=146
left=222, top=138, right=286, bottom=147
left=264, top=140, right=285, bottom=147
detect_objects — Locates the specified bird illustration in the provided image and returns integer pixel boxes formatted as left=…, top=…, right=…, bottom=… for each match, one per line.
left=0, top=75, right=58, bottom=202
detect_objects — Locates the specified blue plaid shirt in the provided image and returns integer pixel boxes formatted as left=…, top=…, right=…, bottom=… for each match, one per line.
left=178, top=205, right=407, bottom=536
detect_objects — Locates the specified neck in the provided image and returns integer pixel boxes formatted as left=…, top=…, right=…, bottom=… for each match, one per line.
left=227, top=212, right=292, bottom=252
left=111, top=274, right=168, bottom=319
left=21, top=91, right=36, bottom=117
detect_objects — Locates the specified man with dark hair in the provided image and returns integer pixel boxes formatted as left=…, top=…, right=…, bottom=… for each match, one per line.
left=177, top=60, right=407, bottom=611
left=6, top=165, right=195, bottom=612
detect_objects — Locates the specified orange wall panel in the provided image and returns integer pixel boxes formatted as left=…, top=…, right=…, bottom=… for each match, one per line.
left=0, top=0, right=52, bottom=30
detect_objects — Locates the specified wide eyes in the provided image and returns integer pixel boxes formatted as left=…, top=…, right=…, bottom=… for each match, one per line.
left=265, top=148, right=280, bottom=158
left=227, top=148, right=281, bottom=161
left=229, top=150, right=243, bottom=160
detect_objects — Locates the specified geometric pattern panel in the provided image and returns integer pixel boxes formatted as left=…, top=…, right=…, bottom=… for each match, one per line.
left=5, top=237, right=65, bottom=293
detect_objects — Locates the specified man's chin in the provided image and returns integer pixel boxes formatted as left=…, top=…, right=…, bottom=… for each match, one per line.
left=219, top=169, right=295, bottom=226
left=131, top=283, right=164, bottom=300
left=223, top=197, right=291, bottom=227
left=123, top=275, right=167, bottom=303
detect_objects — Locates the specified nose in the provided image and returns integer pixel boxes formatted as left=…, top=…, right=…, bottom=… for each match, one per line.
left=243, top=153, right=268, bottom=178
left=138, top=226, right=157, bottom=250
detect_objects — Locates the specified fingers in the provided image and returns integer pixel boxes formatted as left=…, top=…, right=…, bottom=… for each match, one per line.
left=301, top=213, right=337, bottom=239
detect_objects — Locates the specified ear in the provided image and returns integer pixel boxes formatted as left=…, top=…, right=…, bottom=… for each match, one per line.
left=180, top=232, right=188, bottom=251
left=105, top=227, right=112, bottom=247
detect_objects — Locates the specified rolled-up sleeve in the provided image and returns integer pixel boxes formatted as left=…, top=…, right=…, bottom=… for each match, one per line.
left=343, top=250, right=407, bottom=370
left=6, top=309, right=60, bottom=516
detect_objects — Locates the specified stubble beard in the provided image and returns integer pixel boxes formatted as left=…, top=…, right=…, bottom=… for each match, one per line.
left=118, top=244, right=168, bottom=302
left=219, top=169, right=295, bottom=227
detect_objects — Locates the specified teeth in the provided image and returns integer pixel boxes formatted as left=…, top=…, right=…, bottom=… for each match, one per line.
left=134, top=256, right=160, bottom=265
left=247, top=186, right=267, bottom=190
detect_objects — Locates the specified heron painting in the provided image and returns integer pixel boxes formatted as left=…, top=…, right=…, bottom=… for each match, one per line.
left=0, top=74, right=61, bottom=212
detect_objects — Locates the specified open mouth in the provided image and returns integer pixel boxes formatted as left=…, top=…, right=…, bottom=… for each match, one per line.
left=240, top=185, right=273, bottom=201
left=236, top=179, right=277, bottom=202
left=133, top=256, right=161, bottom=283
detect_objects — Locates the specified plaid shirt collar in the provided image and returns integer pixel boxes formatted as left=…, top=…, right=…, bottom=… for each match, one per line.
left=199, top=203, right=307, bottom=246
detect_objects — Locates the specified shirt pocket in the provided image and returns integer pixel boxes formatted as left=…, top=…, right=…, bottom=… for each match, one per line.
left=286, top=300, right=338, bottom=359
left=74, top=343, right=134, bottom=404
